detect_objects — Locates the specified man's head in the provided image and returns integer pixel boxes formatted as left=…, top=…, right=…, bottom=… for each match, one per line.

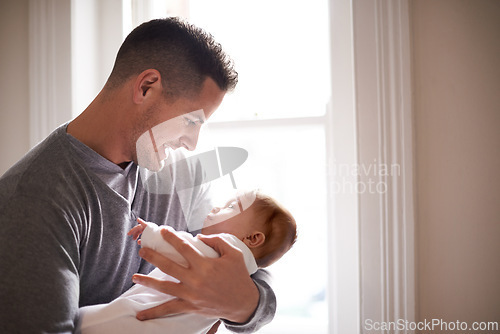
left=202, top=191, right=297, bottom=268
left=108, top=18, right=238, bottom=170
left=106, top=17, right=238, bottom=100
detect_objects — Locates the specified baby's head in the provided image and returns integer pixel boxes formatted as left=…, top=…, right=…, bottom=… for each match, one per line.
left=201, top=190, right=297, bottom=268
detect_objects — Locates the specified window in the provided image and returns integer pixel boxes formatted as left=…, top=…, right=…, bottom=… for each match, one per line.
left=125, top=1, right=331, bottom=332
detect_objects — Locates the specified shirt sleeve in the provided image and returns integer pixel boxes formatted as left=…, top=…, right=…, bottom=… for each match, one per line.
left=0, top=194, right=80, bottom=333
left=222, top=269, right=277, bottom=333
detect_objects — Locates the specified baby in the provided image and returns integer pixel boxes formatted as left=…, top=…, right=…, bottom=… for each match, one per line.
left=78, top=190, right=297, bottom=334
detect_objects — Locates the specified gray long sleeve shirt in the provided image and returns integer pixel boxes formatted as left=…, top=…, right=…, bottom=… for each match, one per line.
left=0, top=124, right=275, bottom=333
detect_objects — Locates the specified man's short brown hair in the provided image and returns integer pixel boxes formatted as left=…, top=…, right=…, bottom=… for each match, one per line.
left=107, top=17, right=238, bottom=100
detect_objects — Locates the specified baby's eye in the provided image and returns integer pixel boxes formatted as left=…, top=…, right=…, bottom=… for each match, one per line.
left=227, top=204, right=234, bottom=209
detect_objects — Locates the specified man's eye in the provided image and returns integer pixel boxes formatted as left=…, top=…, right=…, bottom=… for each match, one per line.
left=184, top=117, right=197, bottom=126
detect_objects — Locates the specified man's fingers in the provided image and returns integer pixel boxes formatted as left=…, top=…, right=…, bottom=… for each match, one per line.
left=136, top=298, right=196, bottom=321
left=138, top=247, right=188, bottom=279
left=160, top=228, right=204, bottom=265
left=132, top=273, right=188, bottom=300
left=197, top=234, right=242, bottom=257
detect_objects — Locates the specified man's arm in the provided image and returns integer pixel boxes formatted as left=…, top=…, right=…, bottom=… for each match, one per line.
left=0, top=196, right=80, bottom=333
left=131, top=229, right=276, bottom=332
left=223, top=269, right=276, bottom=333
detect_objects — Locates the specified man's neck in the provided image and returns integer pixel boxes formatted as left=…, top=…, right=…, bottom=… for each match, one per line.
left=67, top=89, right=132, bottom=166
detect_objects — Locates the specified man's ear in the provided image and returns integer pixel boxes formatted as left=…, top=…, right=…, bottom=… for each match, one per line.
left=132, top=69, right=161, bottom=104
left=243, top=232, right=266, bottom=249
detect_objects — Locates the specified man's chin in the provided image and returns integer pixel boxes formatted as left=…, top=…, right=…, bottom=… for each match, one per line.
left=138, top=159, right=165, bottom=172
left=137, top=148, right=169, bottom=172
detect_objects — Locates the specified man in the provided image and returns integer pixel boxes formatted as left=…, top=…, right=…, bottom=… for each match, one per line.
left=0, top=18, right=275, bottom=333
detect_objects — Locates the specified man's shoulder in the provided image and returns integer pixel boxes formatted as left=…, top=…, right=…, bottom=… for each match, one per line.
left=0, top=125, right=90, bottom=206
left=2, top=125, right=67, bottom=171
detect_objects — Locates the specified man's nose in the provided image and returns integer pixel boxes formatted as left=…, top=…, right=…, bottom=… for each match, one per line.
left=182, top=128, right=201, bottom=151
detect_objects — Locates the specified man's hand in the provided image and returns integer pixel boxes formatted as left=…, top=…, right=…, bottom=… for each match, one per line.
left=132, top=229, right=260, bottom=323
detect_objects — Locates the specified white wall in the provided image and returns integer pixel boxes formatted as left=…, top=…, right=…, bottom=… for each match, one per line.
left=0, top=0, right=124, bottom=176
left=412, top=0, right=500, bottom=328
left=72, top=0, right=124, bottom=117
left=0, top=0, right=30, bottom=175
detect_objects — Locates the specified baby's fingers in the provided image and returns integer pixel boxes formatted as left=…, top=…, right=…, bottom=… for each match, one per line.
left=127, top=224, right=143, bottom=240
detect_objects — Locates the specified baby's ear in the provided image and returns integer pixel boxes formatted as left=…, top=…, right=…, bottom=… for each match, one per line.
left=244, top=232, right=266, bottom=248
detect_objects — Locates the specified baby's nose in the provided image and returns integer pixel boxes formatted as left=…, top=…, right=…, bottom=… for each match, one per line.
left=211, top=207, right=220, bottom=214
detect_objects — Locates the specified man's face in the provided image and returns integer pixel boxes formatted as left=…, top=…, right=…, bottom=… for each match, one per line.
left=135, top=78, right=225, bottom=172
left=135, top=109, right=206, bottom=171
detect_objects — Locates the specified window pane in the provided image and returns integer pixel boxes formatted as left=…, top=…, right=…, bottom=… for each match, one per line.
left=126, top=2, right=331, bottom=332
left=188, top=0, right=331, bottom=121
left=200, top=123, right=328, bottom=333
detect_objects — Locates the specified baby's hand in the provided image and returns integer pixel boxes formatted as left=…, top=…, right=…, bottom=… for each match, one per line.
left=127, top=218, right=148, bottom=241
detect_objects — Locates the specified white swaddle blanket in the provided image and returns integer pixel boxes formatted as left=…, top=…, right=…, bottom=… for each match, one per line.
left=78, top=223, right=258, bottom=334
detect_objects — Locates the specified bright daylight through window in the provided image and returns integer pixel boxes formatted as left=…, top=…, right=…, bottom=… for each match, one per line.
left=127, top=1, right=331, bottom=333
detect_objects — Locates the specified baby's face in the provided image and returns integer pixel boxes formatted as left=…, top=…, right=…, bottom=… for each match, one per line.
left=201, top=191, right=257, bottom=238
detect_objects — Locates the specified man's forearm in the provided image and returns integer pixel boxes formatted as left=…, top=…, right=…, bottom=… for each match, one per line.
left=223, top=269, right=277, bottom=333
